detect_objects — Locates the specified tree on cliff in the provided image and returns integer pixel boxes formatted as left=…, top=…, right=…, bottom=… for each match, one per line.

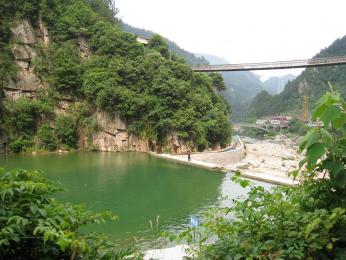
left=148, top=34, right=170, bottom=59
left=0, top=0, right=232, bottom=153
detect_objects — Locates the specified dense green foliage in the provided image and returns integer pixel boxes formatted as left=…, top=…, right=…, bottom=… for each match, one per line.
left=37, top=124, right=58, bottom=151
left=248, top=36, right=346, bottom=118
left=209, top=73, right=226, bottom=90
left=55, top=115, right=78, bottom=148
left=287, top=118, right=309, bottom=136
left=173, top=89, right=346, bottom=258
left=148, top=34, right=170, bottom=59
left=120, top=22, right=209, bottom=66
left=0, top=168, right=138, bottom=259
left=0, top=0, right=231, bottom=153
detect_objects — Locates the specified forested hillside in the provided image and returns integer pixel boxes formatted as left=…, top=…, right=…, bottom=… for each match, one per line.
left=0, top=0, right=231, bottom=153
left=201, top=54, right=263, bottom=121
left=248, top=36, right=346, bottom=118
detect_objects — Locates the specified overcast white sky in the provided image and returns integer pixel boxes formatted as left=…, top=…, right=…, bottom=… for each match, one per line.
left=115, top=0, right=346, bottom=80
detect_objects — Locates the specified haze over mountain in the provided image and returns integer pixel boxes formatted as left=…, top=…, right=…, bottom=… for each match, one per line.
left=263, top=74, right=296, bottom=95
left=198, top=54, right=264, bottom=122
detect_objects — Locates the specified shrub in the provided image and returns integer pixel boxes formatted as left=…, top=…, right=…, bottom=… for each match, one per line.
left=209, top=72, right=226, bottom=90
left=37, top=124, right=57, bottom=151
left=4, top=98, right=40, bottom=135
left=148, top=34, right=169, bottom=59
left=0, top=169, right=138, bottom=259
left=288, top=118, right=309, bottom=136
left=55, top=115, right=77, bottom=148
left=50, top=43, right=82, bottom=93
left=8, top=136, right=32, bottom=153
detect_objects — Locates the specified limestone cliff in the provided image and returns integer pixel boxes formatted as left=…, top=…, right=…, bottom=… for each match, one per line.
left=5, top=19, right=44, bottom=100
left=91, top=111, right=149, bottom=152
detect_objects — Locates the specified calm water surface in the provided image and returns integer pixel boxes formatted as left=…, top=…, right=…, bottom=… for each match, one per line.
left=0, top=152, right=271, bottom=246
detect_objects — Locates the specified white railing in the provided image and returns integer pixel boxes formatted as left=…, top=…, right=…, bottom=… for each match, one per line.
left=192, top=56, right=346, bottom=72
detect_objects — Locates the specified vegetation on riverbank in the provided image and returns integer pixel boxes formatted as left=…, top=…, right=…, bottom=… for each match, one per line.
left=171, top=88, right=346, bottom=258
left=0, top=168, right=141, bottom=259
left=0, top=0, right=231, bottom=153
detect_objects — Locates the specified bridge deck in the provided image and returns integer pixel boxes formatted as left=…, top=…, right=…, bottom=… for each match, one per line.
left=192, top=56, right=346, bottom=72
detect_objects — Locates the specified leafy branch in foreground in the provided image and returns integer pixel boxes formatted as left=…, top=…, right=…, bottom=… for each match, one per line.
left=171, top=87, right=346, bottom=259
left=298, top=83, right=346, bottom=187
left=0, top=169, right=140, bottom=259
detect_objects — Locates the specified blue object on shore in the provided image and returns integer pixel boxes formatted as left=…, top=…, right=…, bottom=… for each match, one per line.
left=190, top=215, right=199, bottom=227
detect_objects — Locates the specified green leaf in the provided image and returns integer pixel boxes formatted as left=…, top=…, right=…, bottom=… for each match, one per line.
left=325, top=161, right=344, bottom=177
left=320, top=128, right=333, bottom=145
left=313, top=103, right=327, bottom=120
left=299, top=158, right=308, bottom=169
left=38, top=208, right=47, bottom=218
left=314, top=93, right=329, bottom=109
left=320, top=105, right=341, bottom=127
left=331, top=169, right=346, bottom=188
left=332, top=113, right=346, bottom=129
left=239, top=179, right=250, bottom=188
left=306, top=143, right=325, bottom=165
left=299, top=129, right=316, bottom=150
left=305, top=131, right=321, bottom=149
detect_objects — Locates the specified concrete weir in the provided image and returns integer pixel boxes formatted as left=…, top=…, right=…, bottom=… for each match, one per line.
left=150, top=136, right=298, bottom=186
left=150, top=135, right=245, bottom=171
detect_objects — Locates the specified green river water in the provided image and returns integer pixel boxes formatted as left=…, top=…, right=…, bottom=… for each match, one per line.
left=0, top=152, right=271, bottom=246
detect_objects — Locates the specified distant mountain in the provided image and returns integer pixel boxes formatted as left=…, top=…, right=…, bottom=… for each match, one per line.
left=263, top=74, right=296, bottom=95
left=200, top=54, right=263, bottom=122
left=248, top=35, right=346, bottom=118
left=121, top=22, right=209, bottom=65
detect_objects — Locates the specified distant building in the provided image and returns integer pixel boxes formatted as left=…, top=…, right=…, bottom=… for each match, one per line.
left=270, top=120, right=281, bottom=125
left=255, top=119, right=267, bottom=125
left=136, top=36, right=149, bottom=45
left=306, top=121, right=323, bottom=128
left=271, top=116, right=289, bottom=122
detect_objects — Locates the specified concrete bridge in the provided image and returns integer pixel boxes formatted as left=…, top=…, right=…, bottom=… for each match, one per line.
left=192, top=55, right=346, bottom=72
left=233, top=123, right=270, bottom=132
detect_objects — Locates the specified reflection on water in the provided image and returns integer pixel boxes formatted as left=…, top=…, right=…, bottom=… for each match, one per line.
left=0, top=152, right=273, bottom=246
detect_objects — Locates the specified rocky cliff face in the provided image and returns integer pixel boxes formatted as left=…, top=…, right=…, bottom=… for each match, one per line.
left=5, top=19, right=45, bottom=100
left=3, top=19, right=190, bottom=154
left=91, top=111, right=149, bottom=152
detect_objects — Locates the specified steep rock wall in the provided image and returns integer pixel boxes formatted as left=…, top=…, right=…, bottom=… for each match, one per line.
left=5, top=20, right=46, bottom=100
left=91, top=111, right=149, bottom=152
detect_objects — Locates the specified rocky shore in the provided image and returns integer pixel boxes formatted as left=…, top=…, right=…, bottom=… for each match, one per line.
left=229, top=135, right=302, bottom=185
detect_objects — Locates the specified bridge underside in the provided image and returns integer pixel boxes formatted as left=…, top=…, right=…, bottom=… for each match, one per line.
left=192, top=56, right=346, bottom=72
